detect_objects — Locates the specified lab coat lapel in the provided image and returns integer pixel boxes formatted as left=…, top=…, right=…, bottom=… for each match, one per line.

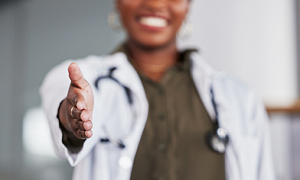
left=99, top=52, right=149, bottom=180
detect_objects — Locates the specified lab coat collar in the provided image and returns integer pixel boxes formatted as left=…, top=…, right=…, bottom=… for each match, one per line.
left=100, top=51, right=221, bottom=122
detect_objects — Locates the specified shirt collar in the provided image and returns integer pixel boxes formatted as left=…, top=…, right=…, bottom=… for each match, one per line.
left=110, top=43, right=198, bottom=72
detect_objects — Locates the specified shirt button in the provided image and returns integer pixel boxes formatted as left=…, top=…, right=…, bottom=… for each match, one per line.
left=158, top=113, right=165, bottom=121
left=157, top=143, right=167, bottom=152
left=170, top=68, right=176, bottom=74
left=158, top=87, right=164, bottom=95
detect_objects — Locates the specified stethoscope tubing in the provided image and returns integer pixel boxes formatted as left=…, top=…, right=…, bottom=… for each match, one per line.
left=96, top=67, right=229, bottom=152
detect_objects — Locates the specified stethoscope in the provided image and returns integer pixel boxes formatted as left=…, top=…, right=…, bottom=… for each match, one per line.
left=94, top=67, right=229, bottom=154
left=205, top=88, right=229, bottom=153
left=94, top=67, right=133, bottom=149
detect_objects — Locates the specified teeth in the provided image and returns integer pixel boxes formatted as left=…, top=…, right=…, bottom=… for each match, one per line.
left=140, top=17, right=167, bottom=27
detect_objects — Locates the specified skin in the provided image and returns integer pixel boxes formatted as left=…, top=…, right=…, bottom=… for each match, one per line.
left=117, top=0, right=190, bottom=80
left=58, top=0, right=190, bottom=149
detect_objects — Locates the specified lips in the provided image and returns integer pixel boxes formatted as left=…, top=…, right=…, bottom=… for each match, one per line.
left=139, top=17, right=168, bottom=28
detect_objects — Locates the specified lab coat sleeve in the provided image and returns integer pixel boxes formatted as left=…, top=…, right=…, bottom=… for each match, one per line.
left=39, top=58, right=101, bottom=167
left=235, top=81, right=276, bottom=180
left=214, top=75, right=276, bottom=180
left=252, top=93, right=276, bottom=180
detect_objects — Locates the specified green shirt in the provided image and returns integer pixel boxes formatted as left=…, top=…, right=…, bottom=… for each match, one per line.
left=113, top=45, right=225, bottom=180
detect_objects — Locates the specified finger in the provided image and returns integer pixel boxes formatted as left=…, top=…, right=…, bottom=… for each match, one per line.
left=85, top=130, right=93, bottom=138
left=77, top=121, right=85, bottom=131
left=83, top=120, right=93, bottom=131
left=77, top=120, right=93, bottom=131
left=67, top=91, right=86, bottom=111
left=68, top=63, right=89, bottom=89
left=69, top=118, right=80, bottom=131
left=80, top=109, right=91, bottom=122
left=75, top=129, right=86, bottom=139
left=69, top=106, right=82, bottom=120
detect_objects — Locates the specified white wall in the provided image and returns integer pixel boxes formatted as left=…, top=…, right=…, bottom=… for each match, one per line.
left=179, top=0, right=298, bottom=106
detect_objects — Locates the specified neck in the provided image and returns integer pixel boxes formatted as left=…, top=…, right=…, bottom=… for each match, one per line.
left=125, top=39, right=179, bottom=81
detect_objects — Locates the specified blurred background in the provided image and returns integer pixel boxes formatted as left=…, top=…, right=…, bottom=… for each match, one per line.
left=0, top=0, right=299, bottom=179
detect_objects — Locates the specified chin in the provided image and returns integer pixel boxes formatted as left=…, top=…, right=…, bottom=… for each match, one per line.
left=129, top=34, right=176, bottom=50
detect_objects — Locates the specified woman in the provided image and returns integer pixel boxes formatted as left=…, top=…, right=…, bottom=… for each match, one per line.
left=40, top=0, right=275, bottom=179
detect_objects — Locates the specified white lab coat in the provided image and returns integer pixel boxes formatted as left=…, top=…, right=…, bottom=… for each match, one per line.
left=40, top=52, right=275, bottom=180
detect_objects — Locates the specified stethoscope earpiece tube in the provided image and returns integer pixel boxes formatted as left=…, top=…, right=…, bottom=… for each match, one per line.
left=96, top=67, right=133, bottom=149
left=96, top=69, right=229, bottom=152
left=205, top=87, right=229, bottom=154
left=94, top=67, right=133, bottom=104
left=101, top=138, right=126, bottom=149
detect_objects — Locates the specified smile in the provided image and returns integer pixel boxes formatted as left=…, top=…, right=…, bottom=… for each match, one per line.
left=140, top=17, right=167, bottom=28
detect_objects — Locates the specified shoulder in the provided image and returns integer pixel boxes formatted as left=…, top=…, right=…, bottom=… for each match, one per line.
left=190, top=51, right=258, bottom=102
left=218, top=73, right=256, bottom=101
left=190, top=51, right=264, bottom=118
left=214, top=71, right=267, bottom=137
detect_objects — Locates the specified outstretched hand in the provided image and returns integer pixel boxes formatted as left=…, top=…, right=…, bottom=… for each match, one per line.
left=59, top=63, right=94, bottom=139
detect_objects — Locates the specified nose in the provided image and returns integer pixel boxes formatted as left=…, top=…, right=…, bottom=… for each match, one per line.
left=143, top=0, right=166, bottom=12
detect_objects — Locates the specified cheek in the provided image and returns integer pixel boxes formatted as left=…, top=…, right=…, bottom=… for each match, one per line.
left=171, top=2, right=189, bottom=25
left=118, top=0, right=140, bottom=14
left=118, top=2, right=139, bottom=29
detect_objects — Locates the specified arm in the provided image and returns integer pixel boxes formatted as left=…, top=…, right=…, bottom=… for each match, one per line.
left=239, top=86, right=276, bottom=180
left=254, top=96, right=276, bottom=180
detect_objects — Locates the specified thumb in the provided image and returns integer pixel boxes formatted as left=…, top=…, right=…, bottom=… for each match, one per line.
left=68, top=63, right=89, bottom=88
